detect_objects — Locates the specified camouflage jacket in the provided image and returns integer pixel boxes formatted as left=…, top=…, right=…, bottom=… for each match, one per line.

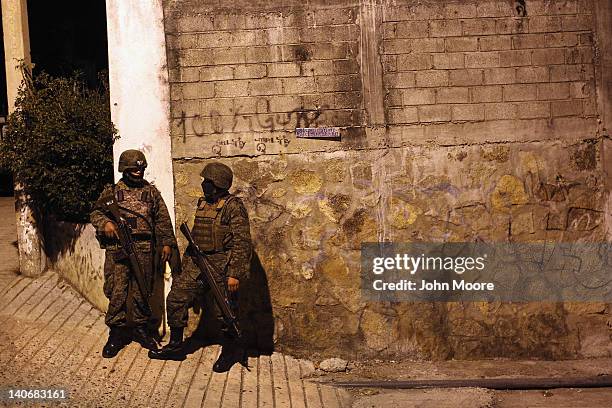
left=90, top=179, right=177, bottom=249
left=185, top=194, right=253, bottom=281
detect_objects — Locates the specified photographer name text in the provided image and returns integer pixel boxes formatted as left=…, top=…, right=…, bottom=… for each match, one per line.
left=372, top=279, right=495, bottom=291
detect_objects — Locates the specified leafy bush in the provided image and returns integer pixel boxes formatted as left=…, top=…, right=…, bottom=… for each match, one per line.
left=0, top=68, right=118, bottom=223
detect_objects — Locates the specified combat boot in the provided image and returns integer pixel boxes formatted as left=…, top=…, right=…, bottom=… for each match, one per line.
left=132, top=326, right=158, bottom=351
left=148, top=327, right=186, bottom=361
left=102, top=327, right=127, bottom=358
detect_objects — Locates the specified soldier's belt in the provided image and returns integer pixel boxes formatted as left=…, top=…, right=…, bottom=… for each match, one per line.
left=130, top=232, right=153, bottom=241
left=97, top=232, right=152, bottom=246
left=199, top=249, right=221, bottom=255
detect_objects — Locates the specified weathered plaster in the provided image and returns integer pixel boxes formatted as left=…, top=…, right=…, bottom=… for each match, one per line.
left=106, top=0, right=175, bottom=221
left=49, top=224, right=107, bottom=311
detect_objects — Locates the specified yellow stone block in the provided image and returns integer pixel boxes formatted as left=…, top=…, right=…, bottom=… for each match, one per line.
left=289, top=170, right=323, bottom=194
left=491, top=174, right=528, bottom=211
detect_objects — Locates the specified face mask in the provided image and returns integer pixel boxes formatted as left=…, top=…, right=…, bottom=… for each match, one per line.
left=123, top=170, right=145, bottom=187
left=202, top=180, right=216, bottom=201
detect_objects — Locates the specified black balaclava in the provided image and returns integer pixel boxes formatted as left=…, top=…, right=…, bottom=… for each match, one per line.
left=123, top=169, right=145, bottom=187
left=202, top=179, right=228, bottom=203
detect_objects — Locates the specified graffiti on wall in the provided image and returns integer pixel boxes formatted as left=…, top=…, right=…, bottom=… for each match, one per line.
left=175, top=97, right=332, bottom=155
left=445, top=168, right=603, bottom=240
left=514, top=0, right=527, bottom=17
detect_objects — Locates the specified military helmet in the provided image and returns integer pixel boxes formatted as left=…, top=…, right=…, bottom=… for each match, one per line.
left=200, top=162, right=233, bottom=190
left=118, top=149, right=147, bottom=172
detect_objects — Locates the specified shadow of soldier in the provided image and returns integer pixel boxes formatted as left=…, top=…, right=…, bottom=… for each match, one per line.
left=181, top=251, right=275, bottom=363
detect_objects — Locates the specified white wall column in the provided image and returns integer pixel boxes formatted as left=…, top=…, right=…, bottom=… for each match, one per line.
left=105, top=0, right=175, bottom=222
left=2, top=0, right=45, bottom=277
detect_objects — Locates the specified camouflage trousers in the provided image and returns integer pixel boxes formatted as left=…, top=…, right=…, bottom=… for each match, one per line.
left=166, top=256, right=237, bottom=334
left=103, top=248, right=152, bottom=328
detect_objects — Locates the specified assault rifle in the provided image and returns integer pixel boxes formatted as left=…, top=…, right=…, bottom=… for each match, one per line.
left=180, top=222, right=242, bottom=338
left=105, top=197, right=152, bottom=316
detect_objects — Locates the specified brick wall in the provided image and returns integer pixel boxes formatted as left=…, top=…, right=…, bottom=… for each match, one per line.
left=382, top=0, right=597, bottom=132
left=163, top=0, right=611, bottom=360
left=165, top=0, right=365, bottom=158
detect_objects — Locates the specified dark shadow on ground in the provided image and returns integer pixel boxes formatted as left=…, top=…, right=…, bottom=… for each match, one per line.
left=182, top=251, right=275, bottom=359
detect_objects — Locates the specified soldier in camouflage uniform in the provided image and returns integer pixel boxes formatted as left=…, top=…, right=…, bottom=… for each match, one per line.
left=90, top=149, right=178, bottom=358
left=149, top=162, right=252, bottom=372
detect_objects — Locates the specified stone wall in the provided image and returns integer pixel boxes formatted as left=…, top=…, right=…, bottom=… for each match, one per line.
left=163, top=0, right=611, bottom=360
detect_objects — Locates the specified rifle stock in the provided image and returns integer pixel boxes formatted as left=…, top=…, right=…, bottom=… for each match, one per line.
left=180, top=222, right=242, bottom=338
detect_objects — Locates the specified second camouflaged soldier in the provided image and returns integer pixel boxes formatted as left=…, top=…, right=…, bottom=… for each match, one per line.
left=90, top=149, right=178, bottom=358
left=149, top=162, right=252, bottom=372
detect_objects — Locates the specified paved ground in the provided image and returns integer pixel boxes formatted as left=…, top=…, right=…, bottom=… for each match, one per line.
left=0, top=269, right=351, bottom=408
left=0, top=197, right=19, bottom=292
left=1, top=197, right=611, bottom=407
left=0, top=198, right=351, bottom=407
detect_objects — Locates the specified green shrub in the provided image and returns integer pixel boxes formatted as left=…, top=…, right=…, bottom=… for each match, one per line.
left=0, top=69, right=118, bottom=223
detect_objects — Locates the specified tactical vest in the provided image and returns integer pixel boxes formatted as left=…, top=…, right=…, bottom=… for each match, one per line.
left=115, top=186, right=154, bottom=238
left=191, top=196, right=234, bottom=252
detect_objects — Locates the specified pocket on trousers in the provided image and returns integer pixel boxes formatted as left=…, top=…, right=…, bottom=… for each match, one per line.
left=133, top=241, right=152, bottom=253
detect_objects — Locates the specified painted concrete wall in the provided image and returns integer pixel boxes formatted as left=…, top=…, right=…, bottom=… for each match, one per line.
left=165, top=0, right=612, bottom=360
left=1, top=0, right=30, bottom=109
left=106, top=0, right=175, bottom=218
left=47, top=224, right=107, bottom=311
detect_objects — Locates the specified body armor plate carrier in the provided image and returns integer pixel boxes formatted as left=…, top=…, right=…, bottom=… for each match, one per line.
left=115, top=187, right=154, bottom=237
left=95, top=186, right=155, bottom=249
left=191, top=196, right=234, bottom=252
